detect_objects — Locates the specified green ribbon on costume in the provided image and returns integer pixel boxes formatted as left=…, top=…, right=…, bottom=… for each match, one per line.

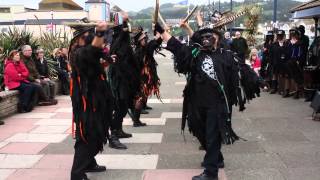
left=192, top=48, right=200, bottom=58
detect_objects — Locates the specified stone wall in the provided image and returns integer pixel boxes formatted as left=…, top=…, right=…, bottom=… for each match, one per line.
left=0, top=90, right=19, bottom=119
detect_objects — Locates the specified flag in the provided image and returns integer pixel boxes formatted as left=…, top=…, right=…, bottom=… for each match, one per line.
left=46, top=23, right=54, bottom=31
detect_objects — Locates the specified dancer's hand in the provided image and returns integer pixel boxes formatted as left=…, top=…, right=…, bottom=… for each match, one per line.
left=95, top=21, right=108, bottom=32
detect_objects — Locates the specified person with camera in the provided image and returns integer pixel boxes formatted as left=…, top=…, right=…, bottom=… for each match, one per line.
left=52, top=48, right=70, bottom=95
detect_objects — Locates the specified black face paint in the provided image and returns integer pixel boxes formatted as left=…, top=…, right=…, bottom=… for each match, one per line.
left=200, top=33, right=215, bottom=50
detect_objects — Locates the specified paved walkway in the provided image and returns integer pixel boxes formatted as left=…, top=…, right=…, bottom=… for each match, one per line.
left=0, top=51, right=320, bottom=180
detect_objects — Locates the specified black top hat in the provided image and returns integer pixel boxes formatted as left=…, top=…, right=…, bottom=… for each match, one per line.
left=289, top=28, right=300, bottom=36
left=277, top=30, right=285, bottom=35
left=133, top=26, right=147, bottom=45
left=266, top=31, right=274, bottom=36
left=69, top=18, right=95, bottom=40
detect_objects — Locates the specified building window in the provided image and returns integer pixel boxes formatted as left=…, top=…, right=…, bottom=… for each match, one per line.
left=0, top=8, right=10, bottom=13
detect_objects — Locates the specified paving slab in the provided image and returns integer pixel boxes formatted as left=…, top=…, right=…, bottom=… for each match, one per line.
left=0, top=169, right=16, bottom=180
left=0, top=154, right=43, bottom=168
left=30, top=125, right=70, bottom=134
left=96, top=154, right=158, bottom=169
left=7, top=169, right=69, bottom=180
left=0, top=142, right=48, bottom=154
left=120, top=133, right=163, bottom=144
left=5, top=133, right=68, bottom=143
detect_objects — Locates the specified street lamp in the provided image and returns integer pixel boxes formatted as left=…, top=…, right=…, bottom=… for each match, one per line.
left=273, top=0, right=277, bottom=23
left=50, top=9, right=53, bottom=35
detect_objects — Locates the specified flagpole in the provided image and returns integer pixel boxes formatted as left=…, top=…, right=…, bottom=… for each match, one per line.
left=187, top=0, right=190, bottom=45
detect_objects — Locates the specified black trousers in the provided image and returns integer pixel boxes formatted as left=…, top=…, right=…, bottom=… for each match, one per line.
left=57, top=69, right=70, bottom=95
left=111, top=99, right=128, bottom=131
left=14, top=82, right=37, bottom=111
left=197, top=107, right=223, bottom=178
left=71, top=139, right=100, bottom=180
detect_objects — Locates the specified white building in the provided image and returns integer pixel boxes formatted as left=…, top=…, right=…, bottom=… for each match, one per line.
left=0, top=0, right=111, bottom=37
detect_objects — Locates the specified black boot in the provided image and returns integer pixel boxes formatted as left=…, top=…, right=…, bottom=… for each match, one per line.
left=133, top=110, right=147, bottom=127
left=192, top=172, right=218, bottom=180
left=270, top=80, right=278, bottom=94
left=109, top=132, right=127, bottom=150
left=293, top=91, right=300, bottom=99
left=116, top=128, right=132, bottom=138
left=282, top=89, right=290, bottom=98
left=140, top=109, right=149, bottom=114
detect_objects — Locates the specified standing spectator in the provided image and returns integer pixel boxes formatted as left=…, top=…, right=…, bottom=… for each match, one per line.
left=231, top=31, right=249, bottom=63
left=52, top=48, right=70, bottom=95
left=286, top=28, right=303, bottom=99
left=4, top=50, right=37, bottom=112
left=35, top=48, right=57, bottom=103
left=223, top=31, right=232, bottom=49
left=250, top=48, right=261, bottom=75
left=269, top=30, right=288, bottom=94
left=298, top=25, right=309, bottom=67
left=20, top=45, right=56, bottom=105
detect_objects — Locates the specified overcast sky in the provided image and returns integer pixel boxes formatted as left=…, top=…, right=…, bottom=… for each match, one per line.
left=0, top=0, right=309, bottom=12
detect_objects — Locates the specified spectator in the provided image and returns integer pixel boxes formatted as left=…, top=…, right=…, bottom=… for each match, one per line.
left=20, top=45, right=56, bottom=105
left=35, top=48, right=57, bottom=102
left=223, top=31, right=232, bottom=49
left=249, top=48, right=261, bottom=75
left=231, top=31, right=249, bottom=63
left=4, top=50, right=37, bottom=112
left=286, top=28, right=303, bottom=99
left=298, top=25, right=309, bottom=67
left=52, top=48, right=70, bottom=95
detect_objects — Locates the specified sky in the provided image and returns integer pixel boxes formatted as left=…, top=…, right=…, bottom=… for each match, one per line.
left=0, top=0, right=309, bottom=12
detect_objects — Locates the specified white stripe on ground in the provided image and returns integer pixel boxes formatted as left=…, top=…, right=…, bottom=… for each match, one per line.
left=123, top=118, right=166, bottom=126
left=96, top=154, right=158, bottom=169
left=120, top=133, right=163, bottom=143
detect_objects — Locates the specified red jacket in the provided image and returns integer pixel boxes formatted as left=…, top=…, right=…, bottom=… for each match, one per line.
left=4, top=59, right=30, bottom=90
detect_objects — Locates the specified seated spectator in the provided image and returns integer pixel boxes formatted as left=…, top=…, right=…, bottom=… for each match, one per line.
left=35, top=48, right=57, bottom=102
left=20, top=45, right=57, bottom=105
left=52, top=48, right=70, bottom=95
left=4, top=50, right=37, bottom=112
left=250, top=48, right=261, bottom=75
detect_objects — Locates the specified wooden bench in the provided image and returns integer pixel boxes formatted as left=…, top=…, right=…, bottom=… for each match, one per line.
left=0, top=90, right=19, bottom=119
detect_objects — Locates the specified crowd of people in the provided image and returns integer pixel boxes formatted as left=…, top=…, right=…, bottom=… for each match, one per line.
left=259, top=25, right=319, bottom=101
left=222, top=25, right=320, bottom=102
left=2, top=46, right=71, bottom=116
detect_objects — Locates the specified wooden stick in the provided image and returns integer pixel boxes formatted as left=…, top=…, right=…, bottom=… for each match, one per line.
left=182, top=5, right=198, bottom=23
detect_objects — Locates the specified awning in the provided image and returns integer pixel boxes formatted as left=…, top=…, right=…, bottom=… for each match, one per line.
left=290, top=0, right=320, bottom=19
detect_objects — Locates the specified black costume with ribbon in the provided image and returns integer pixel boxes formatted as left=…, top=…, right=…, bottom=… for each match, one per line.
left=166, top=28, right=240, bottom=178
left=69, top=26, right=113, bottom=180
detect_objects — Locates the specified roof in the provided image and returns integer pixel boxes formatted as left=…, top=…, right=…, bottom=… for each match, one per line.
left=85, top=0, right=106, bottom=3
left=290, top=0, right=320, bottom=19
left=290, top=0, right=320, bottom=12
left=39, top=0, right=83, bottom=10
left=111, top=5, right=122, bottom=12
left=0, top=19, right=83, bottom=25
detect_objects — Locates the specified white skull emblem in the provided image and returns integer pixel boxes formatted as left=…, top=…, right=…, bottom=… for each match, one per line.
left=201, top=56, right=217, bottom=80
